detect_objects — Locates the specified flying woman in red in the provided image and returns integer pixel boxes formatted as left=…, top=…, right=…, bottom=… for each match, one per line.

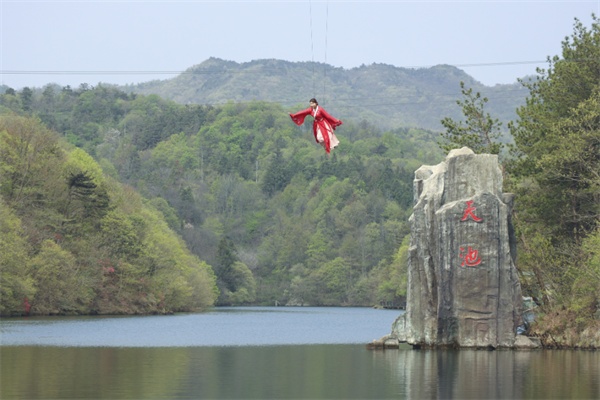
left=289, top=98, right=342, bottom=154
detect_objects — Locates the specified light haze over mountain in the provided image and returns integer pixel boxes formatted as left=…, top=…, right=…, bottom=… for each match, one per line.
left=1, top=1, right=598, bottom=89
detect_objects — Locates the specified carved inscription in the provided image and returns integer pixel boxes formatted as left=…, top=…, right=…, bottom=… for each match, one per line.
left=459, top=200, right=483, bottom=268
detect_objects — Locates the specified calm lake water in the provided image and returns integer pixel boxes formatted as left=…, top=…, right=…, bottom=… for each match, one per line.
left=1, top=307, right=599, bottom=399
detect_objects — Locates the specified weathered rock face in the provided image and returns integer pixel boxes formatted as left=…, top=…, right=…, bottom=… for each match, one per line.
left=393, top=148, right=523, bottom=348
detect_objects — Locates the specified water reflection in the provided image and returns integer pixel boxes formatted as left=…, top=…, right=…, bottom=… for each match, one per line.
left=2, top=308, right=599, bottom=399
left=2, top=345, right=599, bottom=399
left=1, top=345, right=394, bottom=399
left=372, top=348, right=600, bottom=399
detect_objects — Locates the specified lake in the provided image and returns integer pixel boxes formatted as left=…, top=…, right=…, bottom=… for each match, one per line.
left=1, top=307, right=599, bottom=399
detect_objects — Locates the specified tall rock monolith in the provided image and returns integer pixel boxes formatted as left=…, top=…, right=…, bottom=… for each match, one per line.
left=392, top=147, right=523, bottom=348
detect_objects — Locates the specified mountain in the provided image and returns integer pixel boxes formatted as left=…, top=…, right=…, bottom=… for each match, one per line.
left=123, top=58, right=530, bottom=131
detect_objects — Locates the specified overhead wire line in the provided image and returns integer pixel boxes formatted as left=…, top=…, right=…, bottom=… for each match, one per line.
left=323, top=0, right=329, bottom=102
left=2, top=59, right=563, bottom=78
left=309, top=0, right=315, bottom=97
left=2, top=58, right=574, bottom=110
left=308, top=0, right=330, bottom=102
left=0, top=72, right=533, bottom=111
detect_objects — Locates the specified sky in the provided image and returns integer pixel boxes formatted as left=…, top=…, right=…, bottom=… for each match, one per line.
left=1, top=0, right=599, bottom=90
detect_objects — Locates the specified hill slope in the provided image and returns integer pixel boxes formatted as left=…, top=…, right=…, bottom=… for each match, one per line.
left=125, top=58, right=529, bottom=131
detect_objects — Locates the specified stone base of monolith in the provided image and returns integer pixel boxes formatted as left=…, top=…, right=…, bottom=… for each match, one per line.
left=392, top=147, right=524, bottom=348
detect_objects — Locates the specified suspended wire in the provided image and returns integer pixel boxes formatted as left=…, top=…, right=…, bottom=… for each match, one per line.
left=2, top=72, right=531, bottom=112
left=6, top=58, right=590, bottom=109
left=1, top=60, right=561, bottom=77
left=309, top=0, right=315, bottom=97
left=323, top=1, right=329, bottom=102
left=0, top=62, right=539, bottom=109
left=307, top=0, right=329, bottom=101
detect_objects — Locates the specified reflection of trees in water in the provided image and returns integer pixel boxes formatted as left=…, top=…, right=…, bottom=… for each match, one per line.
left=4, top=345, right=600, bottom=399
left=373, top=349, right=600, bottom=399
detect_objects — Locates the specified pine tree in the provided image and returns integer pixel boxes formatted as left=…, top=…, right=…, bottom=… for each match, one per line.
left=439, top=81, right=503, bottom=155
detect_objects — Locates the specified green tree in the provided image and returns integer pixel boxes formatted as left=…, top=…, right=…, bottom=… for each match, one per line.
left=62, top=148, right=110, bottom=222
left=508, top=15, right=600, bottom=316
left=261, top=148, right=291, bottom=196
left=374, top=235, right=409, bottom=307
left=439, top=81, right=503, bottom=155
left=305, top=229, right=330, bottom=269
left=313, top=257, right=353, bottom=305
left=215, top=235, right=239, bottom=292
left=148, top=197, right=181, bottom=231
left=219, top=261, right=257, bottom=305
left=19, top=87, right=33, bottom=112
left=135, top=207, right=217, bottom=312
left=99, top=210, right=143, bottom=260
left=30, top=240, right=93, bottom=314
left=0, top=199, right=36, bottom=315
left=0, top=115, right=64, bottom=207
left=569, top=228, right=600, bottom=319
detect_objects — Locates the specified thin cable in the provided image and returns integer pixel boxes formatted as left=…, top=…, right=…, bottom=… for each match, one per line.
left=323, top=1, right=329, bottom=102
left=0, top=60, right=555, bottom=77
left=309, top=0, right=315, bottom=97
left=1, top=1, right=3, bottom=87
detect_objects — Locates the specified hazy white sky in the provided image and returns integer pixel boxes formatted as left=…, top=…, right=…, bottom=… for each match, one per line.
left=1, top=0, right=598, bottom=89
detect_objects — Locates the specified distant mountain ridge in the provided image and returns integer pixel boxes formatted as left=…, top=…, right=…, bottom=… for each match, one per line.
left=124, top=57, right=530, bottom=131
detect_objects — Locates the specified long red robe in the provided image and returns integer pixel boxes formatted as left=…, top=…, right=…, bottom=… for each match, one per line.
left=289, top=106, right=342, bottom=154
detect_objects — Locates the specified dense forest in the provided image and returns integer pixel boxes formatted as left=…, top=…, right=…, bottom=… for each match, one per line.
left=0, top=16, right=598, bottom=346
left=504, top=17, right=600, bottom=345
left=124, top=58, right=528, bottom=132
left=0, top=114, right=218, bottom=315
left=0, top=84, right=442, bottom=314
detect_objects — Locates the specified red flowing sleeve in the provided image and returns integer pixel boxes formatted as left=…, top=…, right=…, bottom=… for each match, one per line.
left=289, top=108, right=312, bottom=126
left=319, top=108, right=343, bottom=130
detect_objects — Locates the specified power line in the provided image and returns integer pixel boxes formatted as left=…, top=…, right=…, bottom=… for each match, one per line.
left=0, top=70, right=184, bottom=75
left=6, top=58, right=592, bottom=111
left=0, top=75, right=531, bottom=117
left=322, top=0, right=329, bottom=101
left=0, top=62, right=535, bottom=109
left=0, top=59, right=552, bottom=77
left=309, top=0, right=315, bottom=96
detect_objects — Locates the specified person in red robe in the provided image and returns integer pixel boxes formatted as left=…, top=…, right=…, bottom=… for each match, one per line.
left=289, top=98, right=342, bottom=154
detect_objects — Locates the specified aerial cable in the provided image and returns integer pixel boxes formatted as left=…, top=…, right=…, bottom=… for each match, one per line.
left=323, top=1, right=329, bottom=102
left=308, top=0, right=330, bottom=102
left=309, top=0, right=316, bottom=97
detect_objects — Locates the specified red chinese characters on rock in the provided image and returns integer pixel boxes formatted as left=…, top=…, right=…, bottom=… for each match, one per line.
left=459, top=246, right=482, bottom=267
left=460, top=200, right=483, bottom=222
left=459, top=200, right=483, bottom=268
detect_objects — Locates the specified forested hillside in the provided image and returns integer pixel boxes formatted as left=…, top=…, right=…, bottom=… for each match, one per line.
left=504, top=16, right=600, bottom=344
left=0, top=84, right=442, bottom=313
left=0, top=115, right=217, bottom=316
left=1, top=16, right=598, bottom=347
left=124, top=58, right=528, bottom=131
